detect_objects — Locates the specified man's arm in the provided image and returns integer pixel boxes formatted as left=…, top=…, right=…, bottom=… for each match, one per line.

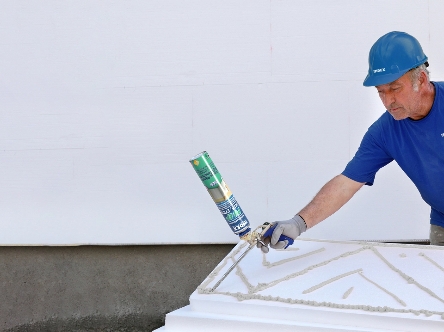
left=299, top=174, right=365, bottom=228
left=259, top=174, right=365, bottom=251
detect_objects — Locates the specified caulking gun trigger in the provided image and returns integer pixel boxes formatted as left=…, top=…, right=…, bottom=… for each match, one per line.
left=262, top=223, right=294, bottom=249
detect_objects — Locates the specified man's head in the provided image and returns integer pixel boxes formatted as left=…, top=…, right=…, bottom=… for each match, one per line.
left=364, top=32, right=434, bottom=120
left=375, top=64, right=431, bottom=120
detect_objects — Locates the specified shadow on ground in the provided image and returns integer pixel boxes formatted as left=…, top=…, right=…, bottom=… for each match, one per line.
left=5, top=313, right=163, bottom=332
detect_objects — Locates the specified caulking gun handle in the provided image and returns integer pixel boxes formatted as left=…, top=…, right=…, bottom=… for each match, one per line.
left=262, top=224, right=294, bottom=249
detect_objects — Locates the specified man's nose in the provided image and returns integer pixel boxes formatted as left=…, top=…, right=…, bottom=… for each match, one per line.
left=383, top=91, right=395, bottom=106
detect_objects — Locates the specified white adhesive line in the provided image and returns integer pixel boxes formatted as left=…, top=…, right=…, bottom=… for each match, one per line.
left=234, top=256, right=255, bottom=294
left=371, top=247, right=444, bottom=305
left=297, top=238, right=444, bottom=251
left=262, top=247, right=326, bottom=268
left=277, top=247, right=300, bottom=251
left=302, top=269, right=362, bottom=294
left=197, top=242, right=444, bottom=320
left=241, top=247, right=366, bottom=293
left=343, top=287, right=354, bottom=299
left=419, top=252, right=444, bottom=272
left=207, top=290, right=444, bottom=319
left=358, top=272, right=406, bottom=307
left=198, top=242, right=248, bottom=290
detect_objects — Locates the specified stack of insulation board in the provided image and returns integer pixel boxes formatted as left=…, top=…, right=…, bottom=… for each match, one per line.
left=155, top=239, right=444, bottom=331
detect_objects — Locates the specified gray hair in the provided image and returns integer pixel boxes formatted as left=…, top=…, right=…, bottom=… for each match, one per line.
left=410, top=63, right=430, bottom=91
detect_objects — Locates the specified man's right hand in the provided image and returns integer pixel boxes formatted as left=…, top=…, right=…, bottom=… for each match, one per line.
left=257, top=215, right=307, bottom=253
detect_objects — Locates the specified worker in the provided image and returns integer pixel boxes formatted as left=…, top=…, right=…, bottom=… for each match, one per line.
left=260, top=31, right=444, bottom=250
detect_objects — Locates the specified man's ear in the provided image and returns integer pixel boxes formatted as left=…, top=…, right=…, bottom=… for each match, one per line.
left=418, top=70, right=428, bottom=88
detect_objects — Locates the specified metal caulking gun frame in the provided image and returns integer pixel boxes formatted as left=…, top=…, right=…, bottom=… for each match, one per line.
left=189, top=151, right=293, bottom=291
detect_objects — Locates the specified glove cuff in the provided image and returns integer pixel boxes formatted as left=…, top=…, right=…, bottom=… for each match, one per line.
left=292, top=214, right=307, bottom=234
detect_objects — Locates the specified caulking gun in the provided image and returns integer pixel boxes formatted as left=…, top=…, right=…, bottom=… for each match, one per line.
left=189, top=151, right=293, bottom=291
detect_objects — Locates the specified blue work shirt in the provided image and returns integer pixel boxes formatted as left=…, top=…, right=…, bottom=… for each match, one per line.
left=342, top=81, right=444, bottom=227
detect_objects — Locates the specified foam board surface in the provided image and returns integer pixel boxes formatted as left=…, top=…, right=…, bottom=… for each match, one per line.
left=158, top=239, right=444, bottom=331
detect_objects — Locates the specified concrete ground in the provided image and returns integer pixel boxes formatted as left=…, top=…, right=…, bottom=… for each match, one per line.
left=0, top=244, right=235, bottom=332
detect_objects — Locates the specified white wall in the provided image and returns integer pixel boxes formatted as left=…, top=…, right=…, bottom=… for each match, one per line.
left=1, top=1, right=443, bottom=245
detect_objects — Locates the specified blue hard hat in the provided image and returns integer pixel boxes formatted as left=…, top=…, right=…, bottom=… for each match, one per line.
left=363, top=31, right=428, bottom=87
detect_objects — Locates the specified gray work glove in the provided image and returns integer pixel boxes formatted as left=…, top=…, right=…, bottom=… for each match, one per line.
left=257, top=215, right=307, bottom=253
left=270, top=215, right=307, bottom=249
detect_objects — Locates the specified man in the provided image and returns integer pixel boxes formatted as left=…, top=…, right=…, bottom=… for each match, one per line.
left=260, top=31, right=444, bottom=250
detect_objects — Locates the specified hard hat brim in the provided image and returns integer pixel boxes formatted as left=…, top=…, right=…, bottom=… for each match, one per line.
left=363, top=70, right=409, bottom=87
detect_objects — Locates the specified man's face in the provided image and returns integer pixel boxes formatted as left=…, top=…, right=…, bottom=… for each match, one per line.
left=375, top=72, right=422, bottom=120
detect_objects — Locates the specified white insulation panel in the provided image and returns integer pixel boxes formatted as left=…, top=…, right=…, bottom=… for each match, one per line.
left=157, top=239, right=444, bottom=331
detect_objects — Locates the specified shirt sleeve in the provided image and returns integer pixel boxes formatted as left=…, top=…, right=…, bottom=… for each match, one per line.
left=342, top=127, right=393, bottom=186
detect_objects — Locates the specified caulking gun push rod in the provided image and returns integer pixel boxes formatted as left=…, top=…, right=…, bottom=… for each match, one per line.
left=210, top=242, right=255, bottom=292
left=210, top=222, right=278, bottom=292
